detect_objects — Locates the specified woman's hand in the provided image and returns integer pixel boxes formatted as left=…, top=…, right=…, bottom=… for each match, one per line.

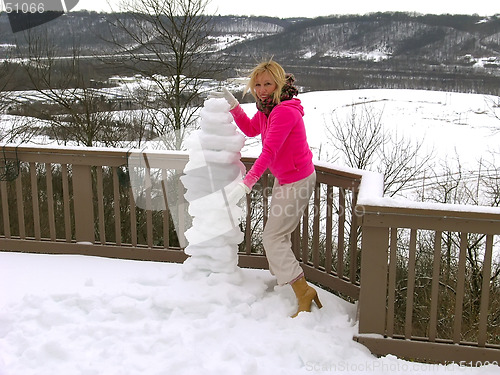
left=208, top=87, right=239, bottom=110
left=225, top=181, right=250, bottom=204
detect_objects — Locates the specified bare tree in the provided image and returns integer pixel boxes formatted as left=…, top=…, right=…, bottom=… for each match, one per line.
left=484, top=94, right=500, bottom=128
left=0, top=61, right=10, bottom=142
left=0, top=60, right=13, bottom=113
left=481, top=155, right=500, bottom=208
left=105, top=0, right=221, bottom=150
left=326, top=102, right=433, bottom=197
left=8, top=29, right=149, bottom=147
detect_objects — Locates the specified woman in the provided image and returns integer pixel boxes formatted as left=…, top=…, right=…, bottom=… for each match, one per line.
left=214, top=59, right=322, bottom=318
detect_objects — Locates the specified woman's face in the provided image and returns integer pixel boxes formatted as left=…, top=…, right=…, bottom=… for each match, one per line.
left=254, top=71, right=277, bottom=101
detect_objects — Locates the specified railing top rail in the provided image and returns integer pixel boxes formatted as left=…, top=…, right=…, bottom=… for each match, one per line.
left=312, top=159, right=366, bottom=186
left=360, top=201, right=500, bottom=220
left=358, top=189, right=500, bottom=223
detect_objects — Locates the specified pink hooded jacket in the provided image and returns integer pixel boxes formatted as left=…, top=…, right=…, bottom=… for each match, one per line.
left=230, top=98, right=314, bottom=189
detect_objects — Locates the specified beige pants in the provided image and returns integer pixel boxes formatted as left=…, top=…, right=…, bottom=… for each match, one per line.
left=262, top=171, right=316, bottom=285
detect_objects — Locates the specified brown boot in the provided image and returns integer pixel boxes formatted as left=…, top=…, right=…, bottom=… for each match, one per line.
left=290, top=276, right=323, bottom=318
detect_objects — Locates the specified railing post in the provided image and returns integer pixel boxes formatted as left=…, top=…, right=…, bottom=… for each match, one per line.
left=358, top=224, right=389, bottom=335
left=72, top=165, right=95, bottom=243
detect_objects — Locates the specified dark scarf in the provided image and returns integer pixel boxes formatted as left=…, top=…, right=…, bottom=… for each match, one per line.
left=256, top=73, right=299, bottom=117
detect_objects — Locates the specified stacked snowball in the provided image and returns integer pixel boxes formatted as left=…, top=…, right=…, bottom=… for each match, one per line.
left=181, top=98, right=246, bottom=275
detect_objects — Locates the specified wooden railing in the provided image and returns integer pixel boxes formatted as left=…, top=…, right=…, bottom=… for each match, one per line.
left=356, top=200, right=500, bottom=364
left=0, top=144, right=362, bottom=300
left=0, top=145, right=188, bottom=262
left=1, top=144, right=499, bottom=364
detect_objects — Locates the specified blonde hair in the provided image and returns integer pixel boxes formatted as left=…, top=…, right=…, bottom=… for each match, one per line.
left=244, top=59, right=287, bottom=103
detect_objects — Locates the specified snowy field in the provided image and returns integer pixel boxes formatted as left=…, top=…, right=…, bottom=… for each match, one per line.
left=1, top=88, right=500, bottom=374
left=1, top=252, right=500, bottom=375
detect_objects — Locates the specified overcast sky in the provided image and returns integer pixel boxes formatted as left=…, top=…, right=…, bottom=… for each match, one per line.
left=73, top=0, right=499, bottom=18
